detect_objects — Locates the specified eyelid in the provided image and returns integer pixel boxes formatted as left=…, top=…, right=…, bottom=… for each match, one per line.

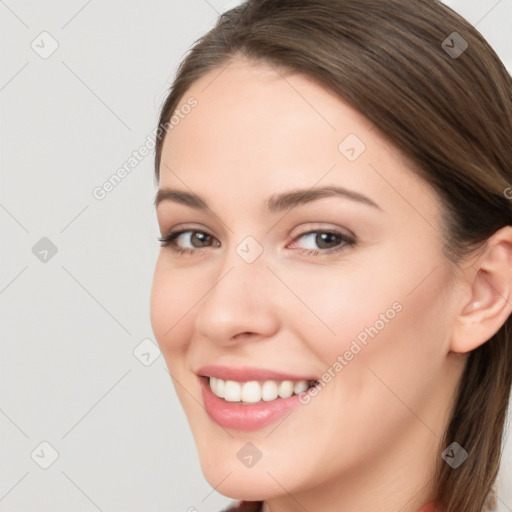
left=288, top=222, right=356, bottom=241
left=158, top=222, right=214, bottom=240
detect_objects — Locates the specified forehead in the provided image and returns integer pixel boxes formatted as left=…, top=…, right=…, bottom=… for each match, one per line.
left=162, top=58, right=364, bottom=179
left=158, top=57, right=441, bottom=225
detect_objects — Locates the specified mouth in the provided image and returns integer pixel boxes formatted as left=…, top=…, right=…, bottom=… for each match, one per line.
left=203, top=375, right=319, bottom=405
left=198, top=374, right=321, bottom=431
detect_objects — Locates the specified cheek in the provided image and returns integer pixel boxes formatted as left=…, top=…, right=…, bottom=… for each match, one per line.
left=345, top=264, right=452, bottom=415
left=278, top=261, right=405, bottom=362
left=288, top=247, right=452, bottom=400
left=150, top=257, right=197, bottom=360
left=276, top=263, right=453, bottom=477
left=297, top=240, right=448, bottom=347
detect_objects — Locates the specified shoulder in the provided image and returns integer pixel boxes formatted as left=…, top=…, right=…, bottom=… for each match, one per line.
left=220, top=500, right=263, bottom=512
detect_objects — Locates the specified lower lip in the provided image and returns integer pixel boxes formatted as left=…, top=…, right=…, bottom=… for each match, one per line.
left=199, top=377, right=308, bottom=431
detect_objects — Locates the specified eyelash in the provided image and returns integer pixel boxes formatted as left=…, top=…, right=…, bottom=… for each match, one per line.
left=157, top=228, right=356, bottom=256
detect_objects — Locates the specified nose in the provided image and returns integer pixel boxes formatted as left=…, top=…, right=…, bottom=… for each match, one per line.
left=194, top=248, right=280, bottom=345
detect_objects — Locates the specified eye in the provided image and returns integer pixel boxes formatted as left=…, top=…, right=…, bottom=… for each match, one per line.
left=157, top=227, right=356, bottom=256
left=289, top=229, right=355, bottom=255
left=158, top=229, right=220, bottom=254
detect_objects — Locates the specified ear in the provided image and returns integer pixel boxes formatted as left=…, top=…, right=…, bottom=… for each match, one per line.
left=450, top=226, right=512, bottom=354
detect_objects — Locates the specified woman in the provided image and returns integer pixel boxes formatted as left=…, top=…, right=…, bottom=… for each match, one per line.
left=150, top=1, right=512, bottom=511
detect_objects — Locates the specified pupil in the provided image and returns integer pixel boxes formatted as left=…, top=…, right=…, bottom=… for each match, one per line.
left=316, top=232, right=340, bottom=249
left=192, top=232, right=210, bottom=247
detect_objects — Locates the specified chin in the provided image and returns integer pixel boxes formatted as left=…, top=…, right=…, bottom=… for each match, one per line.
left=199, top=456, right=284, bottom=501
left=204, top=475, right=269, bottom=502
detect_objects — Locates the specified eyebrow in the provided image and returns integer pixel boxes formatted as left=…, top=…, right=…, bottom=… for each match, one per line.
left=154, top=185, right=382, bottom=212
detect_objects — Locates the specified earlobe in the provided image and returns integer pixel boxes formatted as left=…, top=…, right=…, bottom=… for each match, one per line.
left=451, top=226, right=512, bottom=354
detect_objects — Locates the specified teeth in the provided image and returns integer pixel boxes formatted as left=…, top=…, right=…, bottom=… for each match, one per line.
left=224, top=380, right=242, bottom=402
left=242, top=381, right=262, bottom=403
left=261, top=380, right=278, bottom=401
left=293, top=380, right=309, bottom=394
left=278, top=380, right=294, bottom=399
left=215, top=377, right=225, bottom=398
left=208, top=377, right=313, bottom=403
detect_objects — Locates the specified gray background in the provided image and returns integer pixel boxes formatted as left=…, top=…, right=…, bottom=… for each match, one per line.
left=0, top=1, right=511, bottom=511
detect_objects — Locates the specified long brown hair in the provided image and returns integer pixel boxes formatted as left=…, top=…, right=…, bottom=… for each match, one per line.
left=153, top=1, right=512, bottom=510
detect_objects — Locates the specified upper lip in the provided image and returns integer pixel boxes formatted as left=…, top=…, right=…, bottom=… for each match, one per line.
left=196, top=364, right=317, bottom=382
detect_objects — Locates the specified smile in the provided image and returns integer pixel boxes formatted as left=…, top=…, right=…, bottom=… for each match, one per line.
left=208, top=376, right=317, bottom=403
left=198, top=374, right=320, bottom=431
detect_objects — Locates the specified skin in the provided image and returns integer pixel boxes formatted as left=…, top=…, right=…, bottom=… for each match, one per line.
left=150, top=56, right=512, bottom=512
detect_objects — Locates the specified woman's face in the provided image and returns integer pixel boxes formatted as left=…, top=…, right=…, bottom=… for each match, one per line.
left=150, top=57, right=465, bottom=502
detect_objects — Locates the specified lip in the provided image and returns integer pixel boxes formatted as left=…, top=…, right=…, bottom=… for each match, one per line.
left=196, top=364, right=318, bottom=382
left=199, top=375, right=312, bottom=431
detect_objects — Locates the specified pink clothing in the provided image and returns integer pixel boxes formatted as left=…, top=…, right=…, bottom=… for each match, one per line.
left=418, top=502, right=439, bottom=512
left=221, top=500, right=440, bottom=511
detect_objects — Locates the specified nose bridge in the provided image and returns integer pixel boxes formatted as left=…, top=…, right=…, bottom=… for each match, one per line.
left=194, top=238, right=279, bottom=342
left=212, top=231, right=270, bottom=300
